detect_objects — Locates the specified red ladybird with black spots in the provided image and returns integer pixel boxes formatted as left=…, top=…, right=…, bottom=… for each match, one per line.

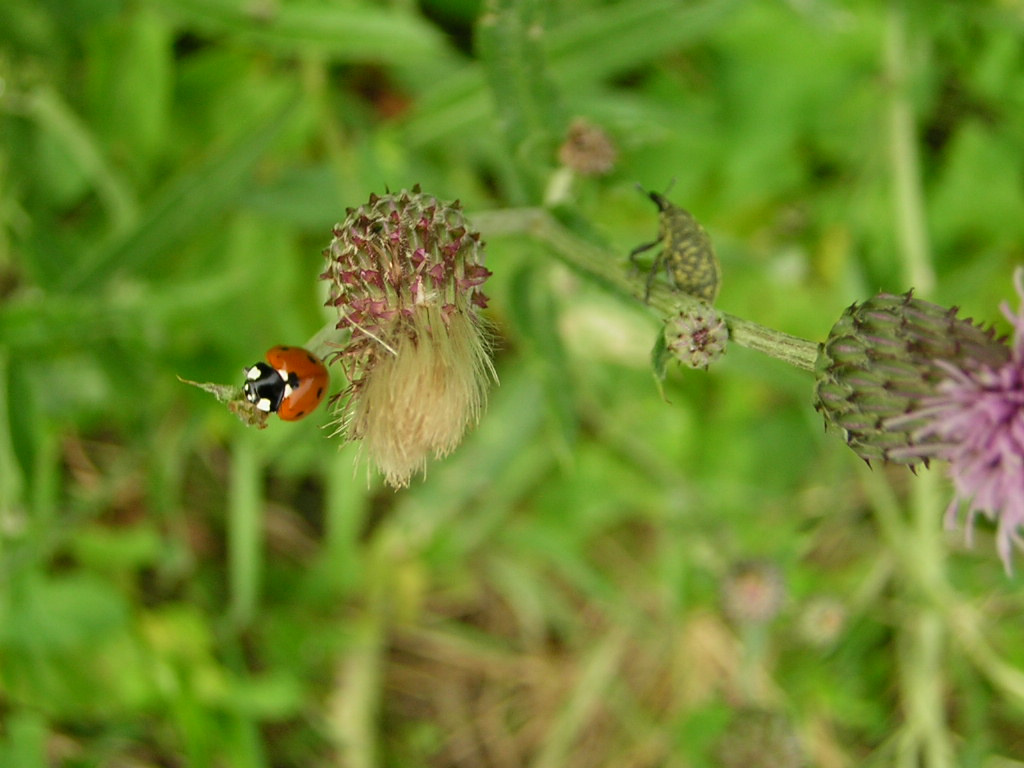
left=243, top=346, right=328, bottom=421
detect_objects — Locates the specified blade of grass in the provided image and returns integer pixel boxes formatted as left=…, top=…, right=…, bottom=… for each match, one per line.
left=403, top=0, right=739, bottom=148
left=885, top=4, right=935, bottom=294
left=326, top=595, right=385, bottom=768
left=506, top=263, right=579, bottom=460
left=530, top=627, right=629, bottom=768
left=0, top=350, right=24, bottom=558
left=476, top=0, right=563, bottom=201
left=0, top=270, right=251, bottom=352
left=321, top=444, right=369, bottom=596
left=3, top=711, right=47, bottom=768
left=62, top=91, right=300, bottom=292
left=152, top=0, right=449, bottom=65
left=228, top=432, right=262, bottom=629
left=547, top=0, right=741, bottom=85
left=19, top=85, right=139, bottom=233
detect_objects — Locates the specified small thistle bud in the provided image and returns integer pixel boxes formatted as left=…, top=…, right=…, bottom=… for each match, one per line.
left=322, top=186, right=496, bottom=488
left=557, top=117, right=617, bottom=176
left=665, top=305, right=728, bottom=370
left=813, top=290, right=1008, bottom=466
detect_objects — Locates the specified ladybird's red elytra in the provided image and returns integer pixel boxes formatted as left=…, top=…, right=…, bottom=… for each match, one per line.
left=242, top=346, right=329, bottom=421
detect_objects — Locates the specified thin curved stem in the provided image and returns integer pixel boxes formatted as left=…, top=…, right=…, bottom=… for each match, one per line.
left=473, top=207, right=820, bottom=372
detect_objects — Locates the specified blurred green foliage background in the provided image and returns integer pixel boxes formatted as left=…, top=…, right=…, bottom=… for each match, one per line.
left=3, top=0, right=1024, bottom=766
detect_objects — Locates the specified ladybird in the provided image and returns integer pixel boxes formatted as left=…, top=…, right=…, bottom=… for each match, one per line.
left=243, top=346, right=328, bottom=421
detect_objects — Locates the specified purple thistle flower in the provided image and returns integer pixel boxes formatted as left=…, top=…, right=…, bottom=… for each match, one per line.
left=887, top=268, right=1024, bottom=572
left=814, top=269, right=1024, bottom=571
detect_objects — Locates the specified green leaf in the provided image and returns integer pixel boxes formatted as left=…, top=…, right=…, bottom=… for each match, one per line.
left=70, top=524, right=165, bottom=572
left=85, top=8, right=174, bottom=172
left=0, top=574, right=128, bottom=653
left=650, top=325, right=670, bottom=401
left=61, top=91, right=301, bottom=291
left=3, top=356, right=39, bottom=516
left=507, top=262, right=579, bottom=453
left=476, top=0, right=563, bottom=201
left=548, top=0, right=741, bottom=86
left=405, top=0, right=740, bottom=149
left=152, top=0, right=450, bottom=65
left=25, top=85, right=138, bottom=229
left=0, top=711, right=47, bottom=768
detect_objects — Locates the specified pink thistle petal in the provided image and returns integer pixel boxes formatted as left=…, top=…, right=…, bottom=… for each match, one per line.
left=461, top=264, right=493, bottom=288
left=905, top=268, right=1024, bottom=572
left=338, top=269, right=361, bottom=286
left=427, top=263, right=446, bottom=285
left=359, top=269, right=384, bottom=289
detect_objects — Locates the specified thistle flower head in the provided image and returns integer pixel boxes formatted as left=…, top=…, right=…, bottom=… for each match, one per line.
left=886, top=269, right=1024, bottom=571
left=814, top=290, right=1008, bottom=464
left=322, top=186, right=495, bottom=488
left=815, top=271, right=1024, bottom=571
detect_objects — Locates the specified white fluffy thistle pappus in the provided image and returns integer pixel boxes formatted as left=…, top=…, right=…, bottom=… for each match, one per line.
left=321, top=186, right=496, bottom=488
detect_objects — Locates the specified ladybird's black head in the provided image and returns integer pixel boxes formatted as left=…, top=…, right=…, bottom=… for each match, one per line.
left=243, top=361, right=287, bottom=413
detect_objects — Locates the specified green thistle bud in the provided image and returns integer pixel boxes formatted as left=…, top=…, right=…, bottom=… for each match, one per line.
left=322, top=186, right=495, bottom=488
left=665, top=305, right=728, bottom=370
left=813, top=291, right=1008, bottom=465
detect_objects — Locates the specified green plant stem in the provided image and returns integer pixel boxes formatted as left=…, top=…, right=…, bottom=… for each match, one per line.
left=531, top=628, right=629, bottom=768
left=862, top=461, right=1024, bottom=712
left=473, top=207, right=820, bottom=372
left=476, top=0, right=561, bottom=203
left=0, top=350, right=23, bottom=533
left=328, top=612, right=383, bottom=768
left=885, top=4, right=935, bottom=295
left=885, top=8, right=956, bottom=765
left=227, top=432, right=262, bottom=629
